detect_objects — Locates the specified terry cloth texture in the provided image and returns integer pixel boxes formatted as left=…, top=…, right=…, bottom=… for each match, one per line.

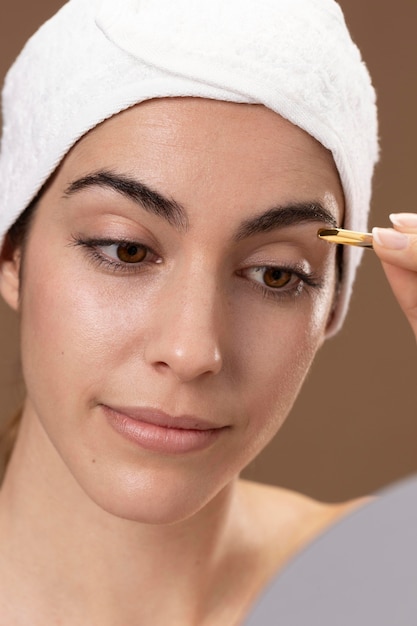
left=0, top=0, right=378, bottom=335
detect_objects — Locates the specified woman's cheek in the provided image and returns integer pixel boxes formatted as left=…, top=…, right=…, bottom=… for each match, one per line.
left=18, top=249, right=150, bottom=402
left=235, top=290, right=332, bottom=446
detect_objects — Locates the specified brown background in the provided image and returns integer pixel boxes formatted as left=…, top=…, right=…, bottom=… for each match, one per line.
left=0, top=1, right=416, bottom=501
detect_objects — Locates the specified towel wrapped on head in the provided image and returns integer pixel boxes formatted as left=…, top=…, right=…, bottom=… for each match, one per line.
left=0, top=0, right=378, bottom=334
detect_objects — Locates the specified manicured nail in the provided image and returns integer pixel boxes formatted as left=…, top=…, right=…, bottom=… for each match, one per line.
left=389, top=213, right=417, bottom=228
left=372, top=227, right=409, bottom=250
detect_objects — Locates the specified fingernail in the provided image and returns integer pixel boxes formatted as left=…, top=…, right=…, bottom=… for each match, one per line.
left=372, top=227, right=409, bottom=250
left=389, top=213, right=417, bottom=228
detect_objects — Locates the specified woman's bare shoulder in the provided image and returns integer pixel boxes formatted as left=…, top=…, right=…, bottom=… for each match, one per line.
left=237, top=479, right=367, bottom=568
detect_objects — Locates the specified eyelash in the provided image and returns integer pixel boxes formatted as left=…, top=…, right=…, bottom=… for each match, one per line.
left=70, top=236, right=322, bottom=300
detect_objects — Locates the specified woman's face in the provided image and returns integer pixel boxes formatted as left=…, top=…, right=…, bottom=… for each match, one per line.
left=1, top=98, right=343, bottom=523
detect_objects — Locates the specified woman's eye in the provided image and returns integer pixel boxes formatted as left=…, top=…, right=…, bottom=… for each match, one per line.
left=70, top=235, right=159, bottom=273
left=100, top=242, right=148, bottom=264
left=247, top=266, right=295, bottom=289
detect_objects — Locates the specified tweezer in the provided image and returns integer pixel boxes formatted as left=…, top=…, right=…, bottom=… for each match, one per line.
left=317, top=227, right=373, bottom=249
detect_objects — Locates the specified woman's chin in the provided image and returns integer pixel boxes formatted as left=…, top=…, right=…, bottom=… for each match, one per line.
left=74, top=463, right=233, bottom=526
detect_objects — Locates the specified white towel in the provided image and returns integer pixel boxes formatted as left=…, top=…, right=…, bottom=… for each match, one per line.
left=0, top=0, right=378, bottom=334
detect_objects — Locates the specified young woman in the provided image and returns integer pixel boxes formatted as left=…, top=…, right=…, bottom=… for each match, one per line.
left=0, top=0, right=415, bottom=623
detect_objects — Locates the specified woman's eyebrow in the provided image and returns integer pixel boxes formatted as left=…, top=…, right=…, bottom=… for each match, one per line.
left=233, top=202, right=338, bottom=241
left=63, top=170, right=337, bottom=238
left=63, top=169, right=189, bottom=231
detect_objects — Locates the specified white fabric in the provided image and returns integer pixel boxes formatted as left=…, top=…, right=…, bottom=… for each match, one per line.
left=0, top=0, right=378, bottom=335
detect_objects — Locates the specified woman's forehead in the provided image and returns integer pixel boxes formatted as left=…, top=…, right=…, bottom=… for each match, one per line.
left=61, top=98, right=343, bottom=205
left=72, top=97, right=333, bottom=154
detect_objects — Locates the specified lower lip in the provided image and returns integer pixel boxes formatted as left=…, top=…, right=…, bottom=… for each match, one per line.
left=103, top=406, right=224, bottom=454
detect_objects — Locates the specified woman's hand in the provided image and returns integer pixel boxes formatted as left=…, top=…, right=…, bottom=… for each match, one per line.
left=373, top=213, right=417, bottom=342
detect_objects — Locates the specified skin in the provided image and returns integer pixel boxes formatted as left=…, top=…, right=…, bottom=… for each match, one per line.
left=0, top=97, right=394, bottom=625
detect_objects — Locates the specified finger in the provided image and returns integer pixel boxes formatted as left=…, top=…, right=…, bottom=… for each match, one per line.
left=379, top=261, right=417, bottom=321
left=372, top=225, right=417, bottom=329
left=371, top=213, right=417, bottom=269
left=372, top=227, right=415, bottom=270
left=389, top=212, right=417, bottom=234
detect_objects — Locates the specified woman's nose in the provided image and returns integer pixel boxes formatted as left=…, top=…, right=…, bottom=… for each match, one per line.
left=144, top=273, right=224, bottom=383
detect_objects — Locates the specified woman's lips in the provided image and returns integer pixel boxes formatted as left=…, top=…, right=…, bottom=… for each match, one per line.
left=101, top=405, right=227, bottom=454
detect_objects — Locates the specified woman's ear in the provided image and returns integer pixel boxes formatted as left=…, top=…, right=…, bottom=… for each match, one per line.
left=0, top=236, right=22, bottom=312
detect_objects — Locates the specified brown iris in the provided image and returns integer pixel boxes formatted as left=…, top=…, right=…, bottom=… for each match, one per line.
left=263, top=268, right=292, bottom=288
left=116, top=243, right=147, bottom=264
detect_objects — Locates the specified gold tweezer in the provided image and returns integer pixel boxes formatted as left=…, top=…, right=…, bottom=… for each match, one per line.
left=317, top=227, right=374, bottom=249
